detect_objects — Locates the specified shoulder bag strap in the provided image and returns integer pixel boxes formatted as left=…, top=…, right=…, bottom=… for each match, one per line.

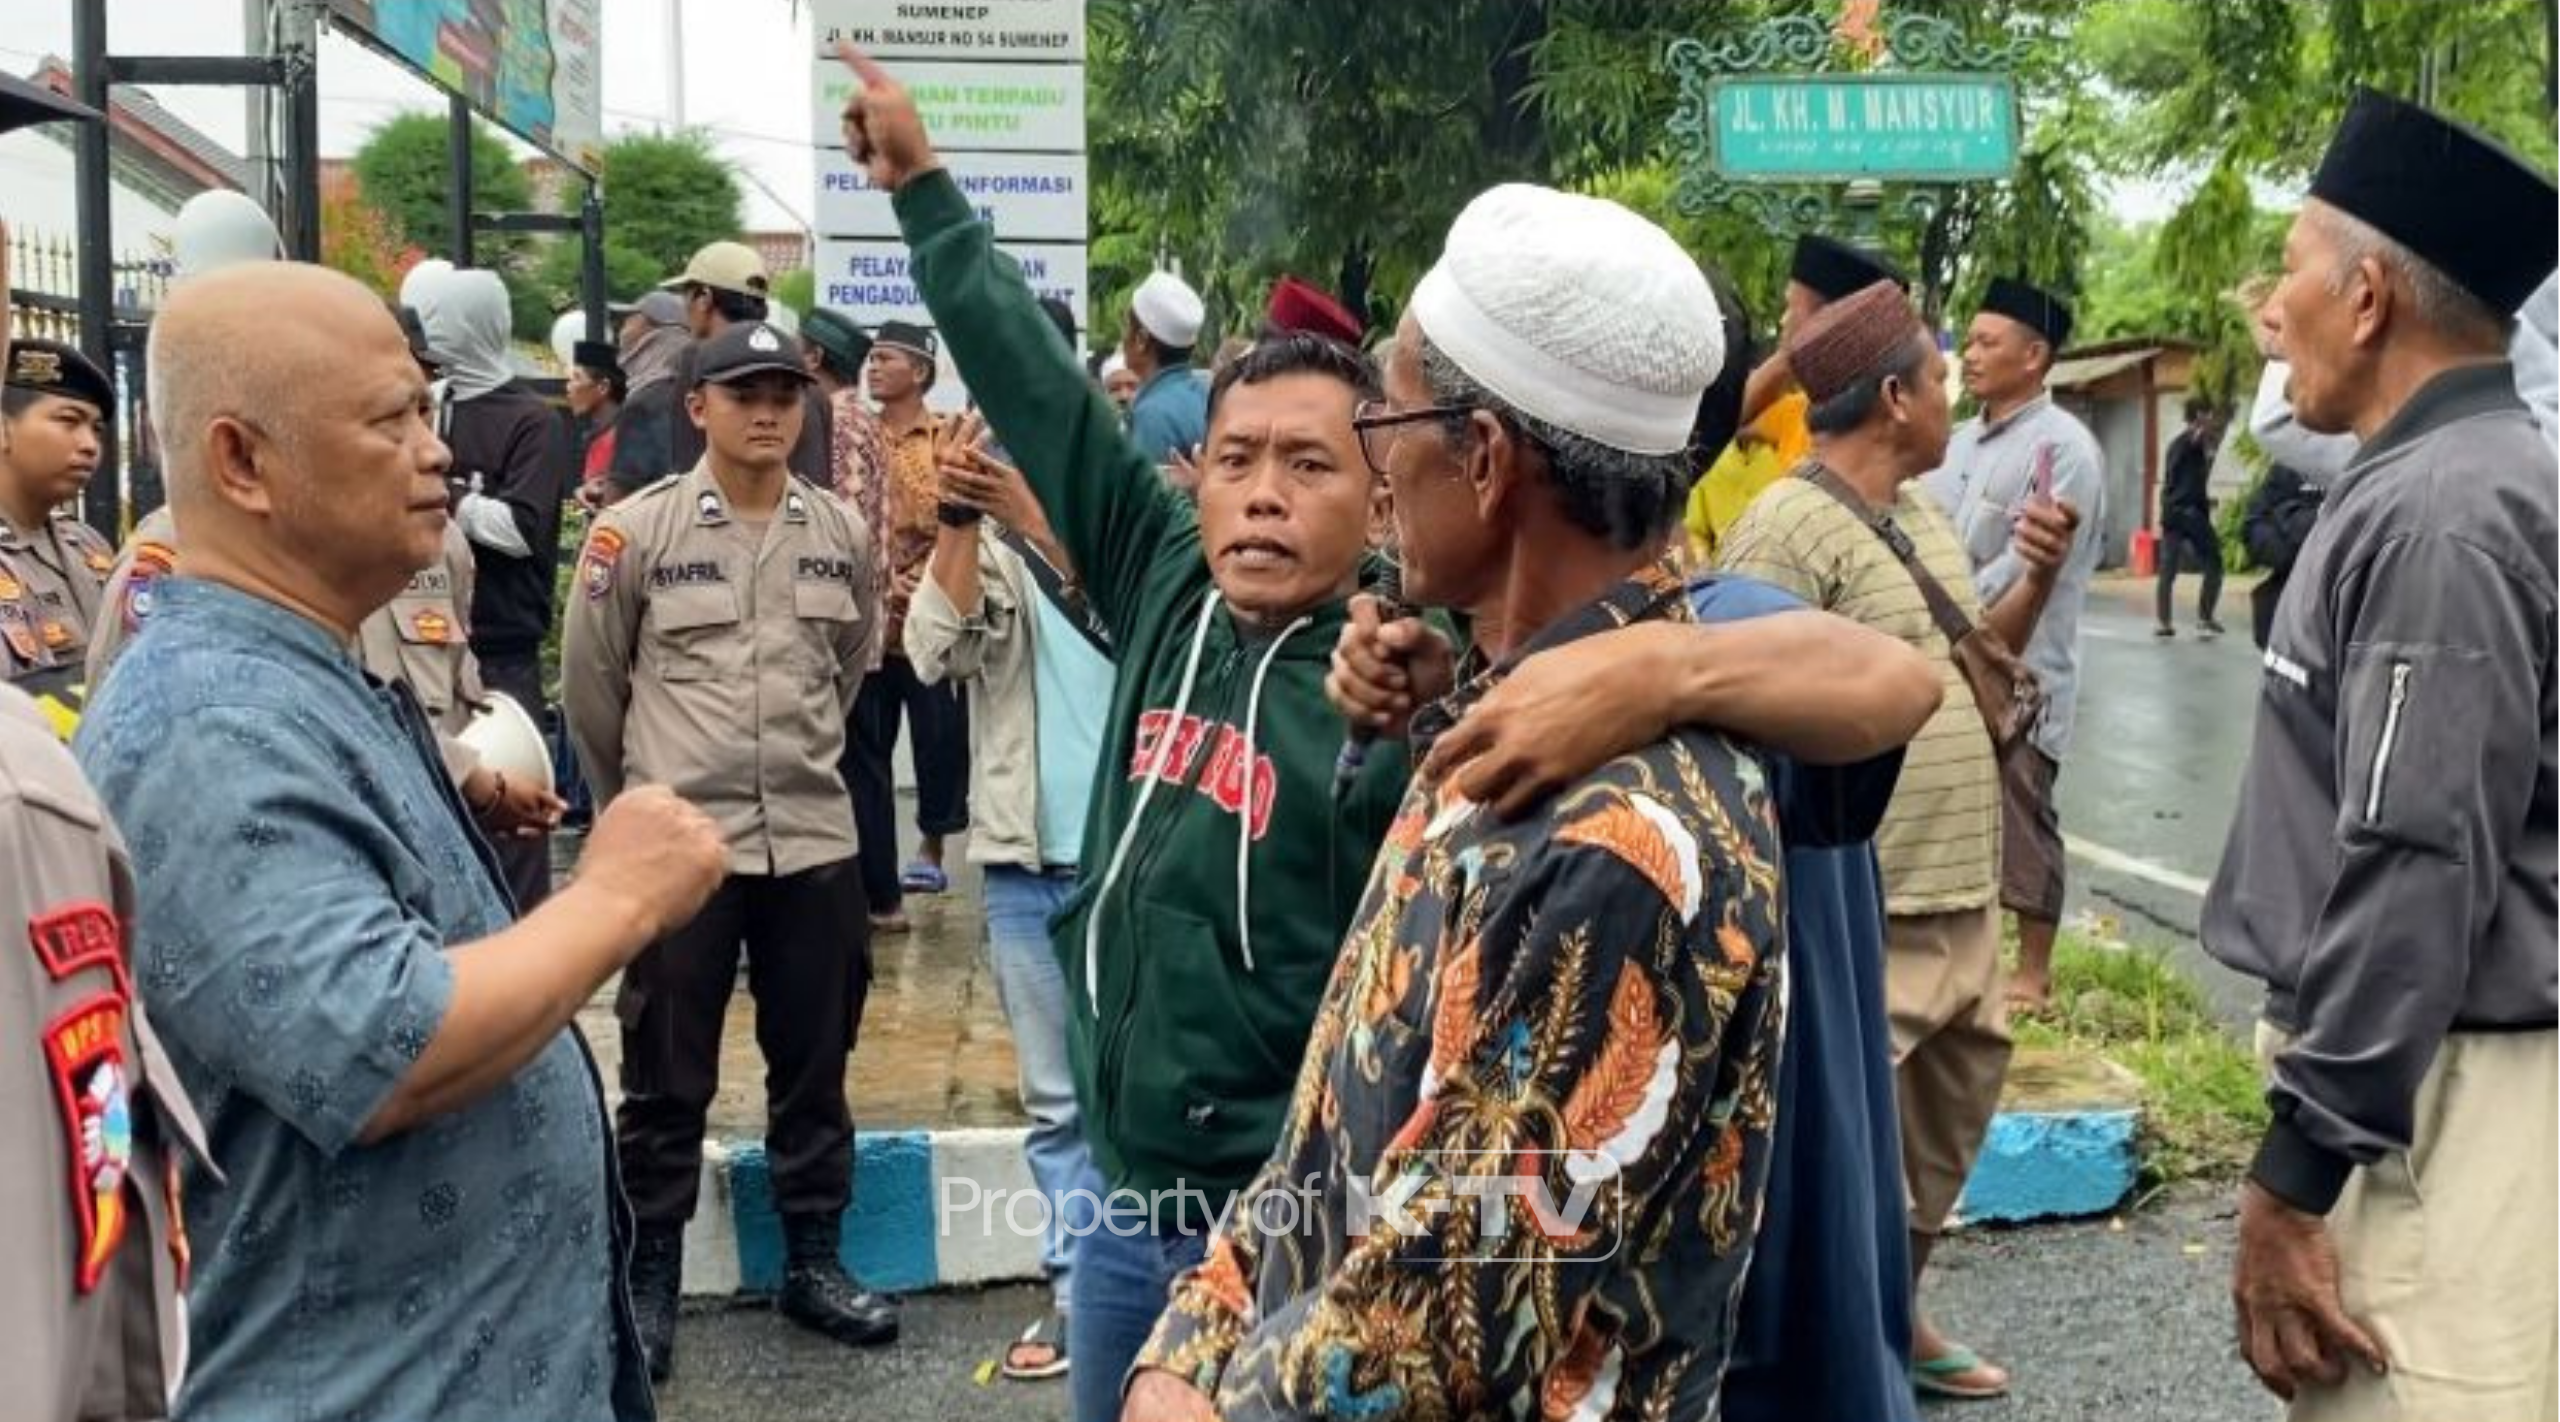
left=1799, top=463, right=1982, bottom=652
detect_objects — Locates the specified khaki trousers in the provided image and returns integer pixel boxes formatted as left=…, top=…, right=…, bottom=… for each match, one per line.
left=2256, top=1023, right=2559, bottom=1422
left=1888, top=903, right=2011, bottom=1235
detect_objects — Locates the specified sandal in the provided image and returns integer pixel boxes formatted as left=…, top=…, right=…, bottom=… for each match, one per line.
left=869, top=912, right=911, bottom=937
left=901, top=861, right=950, bottom=895
left=1001, top=1311, right=1069, bottom=1381
left=1912, top=1344, right=2010, bottom=1400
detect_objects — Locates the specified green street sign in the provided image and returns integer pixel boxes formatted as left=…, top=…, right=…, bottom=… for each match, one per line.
left=1709, top=74, right=2019, bottom=182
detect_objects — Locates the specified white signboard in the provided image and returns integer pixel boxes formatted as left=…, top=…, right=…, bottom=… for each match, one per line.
left=818, top=150, right=1088, bottom=241
left=812, top=0, right=1086, bottom=61
left=813, top=59, right=1083, bottom=153
left=815, top=238, right=1087, bottom=331
left=809, top=0, right=1088, bottom=360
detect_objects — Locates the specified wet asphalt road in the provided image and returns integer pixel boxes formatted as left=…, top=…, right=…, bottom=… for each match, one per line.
left=652, top=1186, right=2270, bottom=1422
left=2056, top=577, right=2267, bottom=1027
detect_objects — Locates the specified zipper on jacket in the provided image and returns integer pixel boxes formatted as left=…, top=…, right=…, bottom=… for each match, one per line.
left=2365, top=661, right=2412, bottom=823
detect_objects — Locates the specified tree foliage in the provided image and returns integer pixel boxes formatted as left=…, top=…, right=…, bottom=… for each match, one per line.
left=2079, top=0, right=2555, bottom=400
left=587, top=131, right=746, bottom=278
left=351, top=112, right=534, bottom=257
left=351, top=112, right=546, bottom=337
left=523, top=131, right=747, bottom=331
left=1083, top=0, right=2552, bottom=368
left=318, top=179, right=419, bottom=301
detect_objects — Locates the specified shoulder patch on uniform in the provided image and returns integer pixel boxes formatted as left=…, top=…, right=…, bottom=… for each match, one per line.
left=118, top=540, right=177, bottom=635
left=43, top=992, right=133, bottom=1293
left=28, top=901, right=129, bottom=998
left=0, top=603, right=40, bottom=664
left=582, top=526, right=628, bottom=600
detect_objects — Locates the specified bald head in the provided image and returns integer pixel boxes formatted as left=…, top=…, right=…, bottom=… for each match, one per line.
left=151, top=262, right=411, bottom=505
left=149, top=261, right=453, bottom=636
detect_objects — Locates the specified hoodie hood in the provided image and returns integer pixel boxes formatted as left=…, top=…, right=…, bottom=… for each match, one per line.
left=620, top=318, right=691, bottom=395
left=407, top=265, right=515, bottom=401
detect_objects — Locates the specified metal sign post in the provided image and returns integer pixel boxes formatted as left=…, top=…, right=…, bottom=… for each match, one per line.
left=69, top=0, right=323, bottom=531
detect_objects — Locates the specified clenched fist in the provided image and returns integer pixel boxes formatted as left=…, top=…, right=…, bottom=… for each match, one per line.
left=575, top=785, right=727, bottom=944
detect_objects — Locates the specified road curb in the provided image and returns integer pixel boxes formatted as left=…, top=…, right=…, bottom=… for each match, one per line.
left=682, top=1128, right=1047, bottom=1297
left=679, top=1086, right=2139, bottom=1297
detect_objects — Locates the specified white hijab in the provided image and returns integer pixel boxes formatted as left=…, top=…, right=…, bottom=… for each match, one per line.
left=405, top=265, right=515, bottom=402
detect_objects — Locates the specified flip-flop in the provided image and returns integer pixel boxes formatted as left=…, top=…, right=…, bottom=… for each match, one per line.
left=1001, top=1311, right=1069, bottom=1381
left=1913, top=1344, right=2009, bottom=1400
left=901, top=862, right=950, bottom=894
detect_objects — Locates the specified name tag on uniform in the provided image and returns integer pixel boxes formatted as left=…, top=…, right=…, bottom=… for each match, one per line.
left=794, top=555, right=855, bottom=585
left=408, top=567, right=454, bottom=596
left=649, top=561, right=729, bottom=591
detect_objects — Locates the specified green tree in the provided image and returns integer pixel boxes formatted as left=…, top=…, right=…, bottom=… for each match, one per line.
left=1085, top=0, right=2103, bottom=349
left=351, top=111, right=547, bottom=337
left=351, top=111, right=535, bottom=257
left=770, top=268, right=816, bottom=316
left=585, top=130, right=745, bottom=278
left=522, top=131, right=746, bottom=331
left=2083, top=0, right=2555, bottom=398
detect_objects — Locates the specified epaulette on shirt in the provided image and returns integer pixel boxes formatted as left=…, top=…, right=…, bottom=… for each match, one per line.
left=627, top=473, right=686, bottom=503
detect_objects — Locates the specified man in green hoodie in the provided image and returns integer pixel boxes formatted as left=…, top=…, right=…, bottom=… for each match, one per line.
left=835, top=44, right=1943, bottom=1419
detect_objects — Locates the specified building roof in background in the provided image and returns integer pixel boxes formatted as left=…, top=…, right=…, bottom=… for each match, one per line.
left=2049, top=336, right=2200, bottom=392
left=25, top=56, right=250, bottom=202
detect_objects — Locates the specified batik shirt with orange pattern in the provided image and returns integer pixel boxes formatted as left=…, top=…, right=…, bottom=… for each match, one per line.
left=1136, top=567, right=1789, bottom=1422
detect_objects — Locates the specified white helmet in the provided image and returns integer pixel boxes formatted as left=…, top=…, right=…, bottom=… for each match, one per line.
left=172, top=191, right=280, bottom=278
left=456, top=692, right=556, bottom=796
left=548, top=309, right=589, bottom=371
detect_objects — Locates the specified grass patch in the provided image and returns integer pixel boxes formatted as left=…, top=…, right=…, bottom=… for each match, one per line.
left=2015, top=929, right=2268, bottom=1187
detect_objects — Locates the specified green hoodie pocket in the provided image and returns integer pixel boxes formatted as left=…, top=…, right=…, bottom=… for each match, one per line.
left=1110, top=897, right=1308, bottom=1195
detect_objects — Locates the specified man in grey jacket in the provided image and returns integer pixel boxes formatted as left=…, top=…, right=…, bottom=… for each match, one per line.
left=2207, top=88, right=2557, bottom=1422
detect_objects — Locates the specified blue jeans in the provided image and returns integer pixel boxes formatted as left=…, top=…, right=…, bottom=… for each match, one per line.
left=1070, top=1208, right=1210, bottom=1422
left=982, top=866, right=1093, bottom=1306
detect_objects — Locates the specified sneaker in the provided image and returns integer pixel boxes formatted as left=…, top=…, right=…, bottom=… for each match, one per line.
left=2153, top=624, right=2176, bottom=639
left=2198, top=620, right=2226, bottom=639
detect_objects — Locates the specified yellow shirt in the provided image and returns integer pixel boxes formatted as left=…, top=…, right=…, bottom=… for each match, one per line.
left=1685, top=391, right=1812, bottom=564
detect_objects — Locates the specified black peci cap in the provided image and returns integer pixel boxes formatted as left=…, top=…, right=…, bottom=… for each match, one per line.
left=2310, top=87, right=2559, bottom=315
left=1790, top=234, right=1910, bottom=303
left=1979, top=276, right=2074, bottom=351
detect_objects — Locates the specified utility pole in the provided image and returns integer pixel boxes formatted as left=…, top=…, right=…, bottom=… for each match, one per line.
left=244, top=0, right=275, bottom=215
left=666, top=0, right=687, bottom=130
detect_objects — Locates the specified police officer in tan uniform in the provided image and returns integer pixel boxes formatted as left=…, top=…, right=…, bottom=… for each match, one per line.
left=0, top=680, right=212, bottom=1421
left=5, top=70, right=210, bottom=1422
left=0, top=340, right=117, bottom=702
left=562, top=318, right=893, bottom=1378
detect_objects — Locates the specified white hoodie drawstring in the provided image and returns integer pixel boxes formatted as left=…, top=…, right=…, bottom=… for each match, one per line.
left=1083, top=592, right=1223, bottom=1011
left=1235, top=616, right=1312, bottom=973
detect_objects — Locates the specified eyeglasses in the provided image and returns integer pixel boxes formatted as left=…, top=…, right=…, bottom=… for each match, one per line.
left=1351, top=399, right=1473, bottom=477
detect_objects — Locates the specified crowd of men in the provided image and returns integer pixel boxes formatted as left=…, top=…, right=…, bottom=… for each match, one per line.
left=0, top=39, right=2553, bottom=1422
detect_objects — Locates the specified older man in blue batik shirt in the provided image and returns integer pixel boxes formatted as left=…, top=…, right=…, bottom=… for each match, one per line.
left=75, top=263, right=727, bottom=1422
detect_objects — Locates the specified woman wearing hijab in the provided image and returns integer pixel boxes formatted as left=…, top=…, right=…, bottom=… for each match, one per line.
left=408, top=264, right=577, bottom=912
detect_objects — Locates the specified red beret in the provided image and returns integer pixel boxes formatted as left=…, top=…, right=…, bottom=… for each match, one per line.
left=1266, top=275, right=1363, bottom=345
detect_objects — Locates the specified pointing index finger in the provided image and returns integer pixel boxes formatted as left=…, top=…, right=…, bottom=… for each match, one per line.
left=833, top=39, right=893, bottom=88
